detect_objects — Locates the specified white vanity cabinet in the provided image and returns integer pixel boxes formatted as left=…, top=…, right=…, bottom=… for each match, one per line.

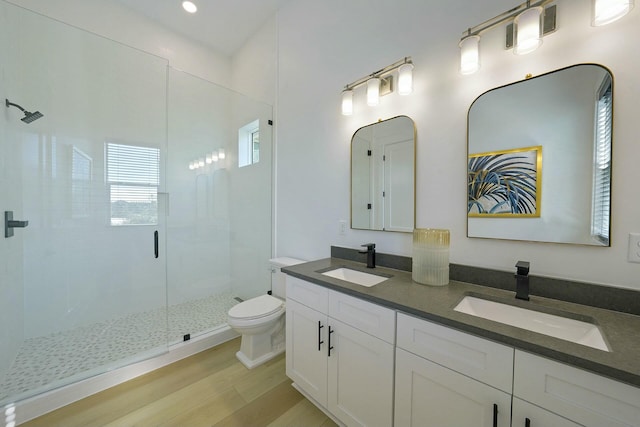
left=513, top=350, right=640, bottom=427
left=511, top=398, right=582, bottom=427
left=394, top=313, right=513, bottom=427
left=285, top=276, right=396, bottom=427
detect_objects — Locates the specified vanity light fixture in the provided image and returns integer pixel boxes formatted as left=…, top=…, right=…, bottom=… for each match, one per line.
left=341, top=57, right=413, bottom=115
left=182, top=1, right=197, bottom=13
left=459, top=0, right=556, bottom=75
left=189, top=149, right=226, bottom=170
left=592, top=0, right=635, bottom=25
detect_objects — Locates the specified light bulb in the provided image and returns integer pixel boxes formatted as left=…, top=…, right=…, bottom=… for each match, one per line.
left=182, top=1, right=197, bottom=13
left=367, top=77, right=380, bottom=106
left=397, top=63, right=414, bottom=95
left=341, top=89, right=353, bottom=115
left=218, top=148, right=226, bottom=159
left=592, top=0, right=634, bottom=25
left=459, top=35, right=480, bottom=75
left=514, top=6, right=543, bottom=55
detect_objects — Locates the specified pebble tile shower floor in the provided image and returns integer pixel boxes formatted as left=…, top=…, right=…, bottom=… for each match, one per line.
left=0, top=291, right=238, bottom=403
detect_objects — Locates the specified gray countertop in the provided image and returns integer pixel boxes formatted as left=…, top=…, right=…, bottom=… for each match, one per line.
left=283, top=257, right=640, bottom=388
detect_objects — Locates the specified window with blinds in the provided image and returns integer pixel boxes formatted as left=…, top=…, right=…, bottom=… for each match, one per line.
left=106, top=142, right=160, bottom=226
left=591, top=77, right=612, bottom=245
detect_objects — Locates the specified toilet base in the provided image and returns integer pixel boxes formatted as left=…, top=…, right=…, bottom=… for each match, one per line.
left=234, top=317, right=285, bottom=369
left=235, top=346, right=284, bottom=369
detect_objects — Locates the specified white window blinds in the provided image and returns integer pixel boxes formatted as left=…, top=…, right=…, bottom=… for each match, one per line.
left=106, top=142, right=160, bottom=226
left=591, top=80, right=612, bottom=245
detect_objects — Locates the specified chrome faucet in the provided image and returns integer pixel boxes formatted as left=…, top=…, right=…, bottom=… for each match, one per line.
left=515, top=260, right=530, bottom=301
left=360, top=243, right=376, bottom=268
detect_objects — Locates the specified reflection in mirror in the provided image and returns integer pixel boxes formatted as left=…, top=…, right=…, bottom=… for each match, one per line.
left=467, top=64, right=612, bottom=246
left=351, top=116, right=415, bottom=232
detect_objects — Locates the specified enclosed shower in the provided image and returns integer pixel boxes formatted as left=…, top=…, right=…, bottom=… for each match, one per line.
left=0, top=1, right=272, bottom=408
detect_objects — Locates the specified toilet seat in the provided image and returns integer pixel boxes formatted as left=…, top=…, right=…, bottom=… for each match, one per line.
left=228, top=294, right=284, bottom=321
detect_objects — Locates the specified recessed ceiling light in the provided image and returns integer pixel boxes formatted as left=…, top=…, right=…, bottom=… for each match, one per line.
left=182, top=1, right=197, bottom=13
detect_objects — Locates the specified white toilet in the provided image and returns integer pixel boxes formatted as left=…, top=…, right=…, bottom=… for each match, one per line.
left=227, top=257, right=305, bottom=369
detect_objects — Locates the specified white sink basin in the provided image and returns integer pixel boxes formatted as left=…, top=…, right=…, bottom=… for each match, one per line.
left=454, top=296, right=609, bottom=352
left=321, top=267, right=388, bottom=287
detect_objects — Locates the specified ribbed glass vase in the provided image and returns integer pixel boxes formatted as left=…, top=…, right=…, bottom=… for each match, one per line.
left=412, top=228, right=450, bottom=286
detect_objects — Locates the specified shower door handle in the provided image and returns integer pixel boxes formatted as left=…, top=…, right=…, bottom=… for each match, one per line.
left=154, top=230, right=159, bottom=258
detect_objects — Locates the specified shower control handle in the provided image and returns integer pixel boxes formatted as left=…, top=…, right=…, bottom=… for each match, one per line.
left=5, top=211, right=29, bottom=238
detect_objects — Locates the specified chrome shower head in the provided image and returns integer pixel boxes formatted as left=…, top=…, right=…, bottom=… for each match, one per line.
left=5, top=98, right=44, bottom=123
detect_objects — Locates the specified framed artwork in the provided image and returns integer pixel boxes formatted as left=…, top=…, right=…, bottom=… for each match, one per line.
left=468, top=146, right=541, bottom=217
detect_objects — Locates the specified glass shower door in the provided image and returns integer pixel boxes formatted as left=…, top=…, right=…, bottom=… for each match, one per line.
left=0, top=2, right=169, bottom=406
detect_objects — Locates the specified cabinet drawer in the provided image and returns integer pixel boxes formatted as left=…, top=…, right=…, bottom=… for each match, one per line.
left=396, top=313, right=513, bottom=393
left=514, top=350, right=640, bottom=427
left=328, top=290, right=395, bottom=344
left=286, top=276, right=328, bottom=312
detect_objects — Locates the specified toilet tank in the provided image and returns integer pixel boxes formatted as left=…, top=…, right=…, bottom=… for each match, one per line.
left=270, top=257, right=305, bottom=298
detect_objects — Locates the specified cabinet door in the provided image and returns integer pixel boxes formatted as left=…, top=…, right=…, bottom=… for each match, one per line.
left=514, top=350, right=640, bottom=427
left=512, top=398, right=582, bottom=427
left=328, top=319, right=394, bottom=427
left=286, top=298, right=328, bottom=406
left=395, top=348, right=511, bottom=427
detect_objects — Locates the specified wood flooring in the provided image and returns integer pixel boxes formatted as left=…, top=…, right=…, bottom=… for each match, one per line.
left=22, top=338, right=337, bottom=427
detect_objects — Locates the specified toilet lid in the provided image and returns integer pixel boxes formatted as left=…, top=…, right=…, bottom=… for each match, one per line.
left=228, top=294, right=284, bottom=320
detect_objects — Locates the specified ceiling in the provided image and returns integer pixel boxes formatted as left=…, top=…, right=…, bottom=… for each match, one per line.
left=116, top=0, right=289, bottom=57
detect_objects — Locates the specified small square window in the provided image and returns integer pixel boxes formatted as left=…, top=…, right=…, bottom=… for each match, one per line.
left=239, top=120, right=260, bottom=168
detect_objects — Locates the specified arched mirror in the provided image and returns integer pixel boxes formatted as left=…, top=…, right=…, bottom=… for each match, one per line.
left=351, top=116, right=415, bottom=232
left=467, top=64, right=612, bottom=246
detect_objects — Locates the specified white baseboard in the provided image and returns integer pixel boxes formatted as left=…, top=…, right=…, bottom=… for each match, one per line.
left=14, top=327, right=239, bottom=425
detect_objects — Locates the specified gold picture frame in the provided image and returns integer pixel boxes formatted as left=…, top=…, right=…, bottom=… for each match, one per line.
left=468, top=146, right=542, bottom=218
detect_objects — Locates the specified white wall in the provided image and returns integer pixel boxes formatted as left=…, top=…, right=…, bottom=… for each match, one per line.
left=231, top=15, right=278, bottom=105
left=6, top=0, right=232, bottom=86
left=274, top=0, right=640, bottom=289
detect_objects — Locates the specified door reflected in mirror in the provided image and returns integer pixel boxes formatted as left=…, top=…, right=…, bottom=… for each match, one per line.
left=351, top=116, right=415, bottom=232
left=467, top=64, right=612, bottom=246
